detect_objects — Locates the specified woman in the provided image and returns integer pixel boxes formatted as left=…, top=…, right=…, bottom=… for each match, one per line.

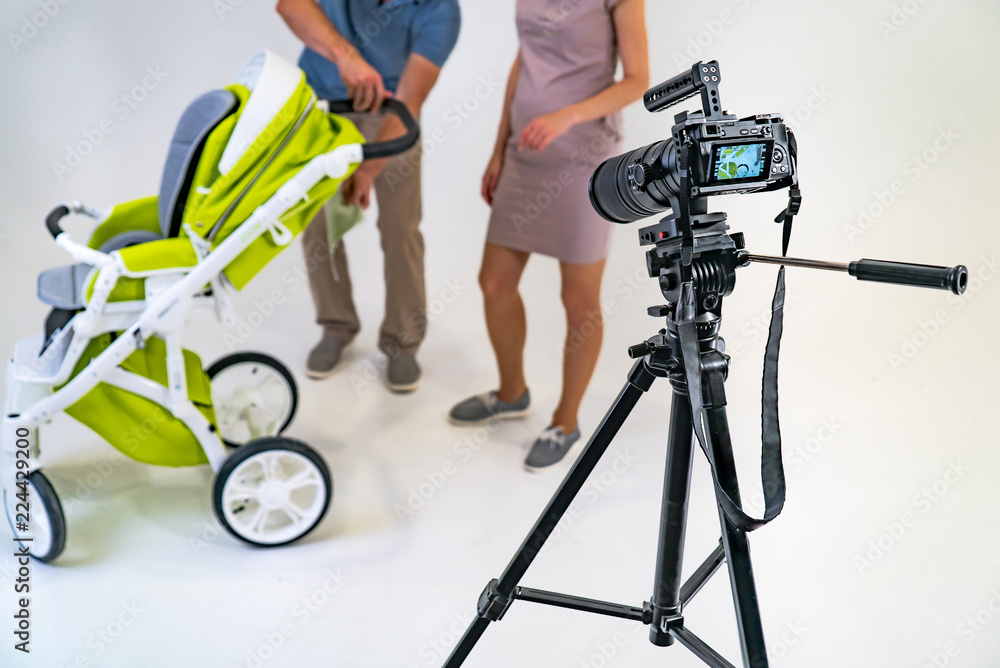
left=449, top=0, right=649, bottom=471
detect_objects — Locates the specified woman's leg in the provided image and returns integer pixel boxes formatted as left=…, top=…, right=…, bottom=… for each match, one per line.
left=552, top=258, right=608, bottom=433
left=479, top=242, right=531, bottom=402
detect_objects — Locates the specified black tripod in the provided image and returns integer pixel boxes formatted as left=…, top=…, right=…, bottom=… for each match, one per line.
left=442, top=211, right=967, bottom=667
left=444, top=220, right=776, bottom=668
left=439, top=52, right=973, bottom=665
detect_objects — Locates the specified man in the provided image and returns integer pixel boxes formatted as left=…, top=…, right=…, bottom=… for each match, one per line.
left=277, top=0, right=461, bottom=392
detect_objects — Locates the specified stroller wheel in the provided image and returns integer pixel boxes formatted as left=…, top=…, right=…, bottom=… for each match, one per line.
left=206, top=352, right=298, bottom=447
left=212, top=437, right=332, bottom=547
left=4, top=470, right=67, bottom=563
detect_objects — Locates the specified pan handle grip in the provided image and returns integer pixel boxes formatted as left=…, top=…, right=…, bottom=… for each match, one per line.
left=848, top=259, right=968, bottom=295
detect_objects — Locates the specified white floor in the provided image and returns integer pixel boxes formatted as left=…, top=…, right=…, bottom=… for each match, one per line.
left=2, top=1, right=1000, bottom=666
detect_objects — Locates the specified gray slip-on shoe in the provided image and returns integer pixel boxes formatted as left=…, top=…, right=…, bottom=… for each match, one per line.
left=524, top=426, right=582, bottom=472
left=387, top=352, right=422, bottom=393
left=306, top=336, right=351, bottom=379
left=449, top=389, right=531, bottom=426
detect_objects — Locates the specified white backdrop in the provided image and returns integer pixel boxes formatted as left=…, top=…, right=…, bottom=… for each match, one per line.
left=1, top=1, right=999, bottom=667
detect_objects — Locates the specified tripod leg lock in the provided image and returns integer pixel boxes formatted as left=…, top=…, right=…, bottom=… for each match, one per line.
left=477, top=579, right=515, bottom=622
left=647, top=602, right=684, bottom=647
left=660, top=611, right=685, bottom=633
left=649, top=603, right=684, bottom=633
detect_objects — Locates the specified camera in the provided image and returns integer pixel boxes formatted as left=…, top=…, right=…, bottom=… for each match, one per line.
left=589, top=61, right=797, bottom=226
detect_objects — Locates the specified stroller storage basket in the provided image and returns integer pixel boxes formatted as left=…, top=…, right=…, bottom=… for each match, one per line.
left=62, top=334, right=215, bottom=467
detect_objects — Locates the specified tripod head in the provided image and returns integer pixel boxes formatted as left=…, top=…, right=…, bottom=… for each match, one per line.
left=643, top=216, right=739, bottom=309
left=641, top=213, right=968, bottom=311
left=626, top=208, right=968, bottom=397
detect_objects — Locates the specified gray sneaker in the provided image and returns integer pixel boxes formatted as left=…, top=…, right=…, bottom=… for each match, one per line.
left=449, top=389, right=531, bottom=426
left=386, top=352, right=422, bottom=393
left=306, top=336, right=351, bottom=379
left=524, top=426, right=582, bottom=472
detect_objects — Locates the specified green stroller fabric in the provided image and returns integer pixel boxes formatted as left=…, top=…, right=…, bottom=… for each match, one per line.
left=61, top=336, right=215, bottom=466
left=183, top=63, right=364, bottom=289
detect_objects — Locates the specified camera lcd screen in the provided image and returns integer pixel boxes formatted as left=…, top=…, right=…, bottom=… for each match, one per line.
left=710, top=142, right=771, bottom=183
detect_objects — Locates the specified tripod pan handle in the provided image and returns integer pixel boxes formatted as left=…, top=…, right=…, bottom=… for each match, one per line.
left=848, top=259, right=968, bottom=295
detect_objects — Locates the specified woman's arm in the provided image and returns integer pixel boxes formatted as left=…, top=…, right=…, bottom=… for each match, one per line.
left=482, top=53, right=522, bottom=204
left=518, top=0, right=649, bottom=152
left=493, top=53, right=523, bottom=158
left=275, top=0, right=387, bottom=111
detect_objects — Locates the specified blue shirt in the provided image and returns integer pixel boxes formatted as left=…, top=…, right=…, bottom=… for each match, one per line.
left=299, top=0, right=461, bottom=100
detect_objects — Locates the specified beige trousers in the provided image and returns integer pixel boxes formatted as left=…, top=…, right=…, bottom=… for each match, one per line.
left=301, top=111, right=425, bottom=355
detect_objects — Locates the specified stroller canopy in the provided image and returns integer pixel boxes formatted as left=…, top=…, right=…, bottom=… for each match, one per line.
left=161, top=48, right=364, bottom=289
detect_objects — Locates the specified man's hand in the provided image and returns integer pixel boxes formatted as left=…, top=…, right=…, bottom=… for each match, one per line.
left=342, top=164, right=379, bottom=209
left=340, top=52, right=388, bottom=112
left=336, top=54, right=443, bottom=208
left=276, top=0, right=387, bottom=110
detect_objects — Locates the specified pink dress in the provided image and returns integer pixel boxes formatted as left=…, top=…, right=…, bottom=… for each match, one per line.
left=486, top=0, right=625, bottom=264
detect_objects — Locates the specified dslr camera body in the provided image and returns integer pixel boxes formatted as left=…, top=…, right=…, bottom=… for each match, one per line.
left=589, top=61, right=800, bottom=304
left=590, top=60, right=798, bottom=229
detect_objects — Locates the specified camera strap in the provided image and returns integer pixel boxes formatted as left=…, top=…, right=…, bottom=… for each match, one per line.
left=774, top=132, right=801, bottom=256
left=677, top=136, right=696, bottom=275
left=675, top=272, right=786, bottom=533
left=673, top=138, right=794, bottom=533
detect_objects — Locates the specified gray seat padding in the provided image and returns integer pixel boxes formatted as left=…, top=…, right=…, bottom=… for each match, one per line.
left=34, top=231, right=162, bottom=312
left=158, top=89, right=238, bottom=238
left=37, top=263, right=93, bottom=310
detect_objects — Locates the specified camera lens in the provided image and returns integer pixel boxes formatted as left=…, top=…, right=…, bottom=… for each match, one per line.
left=589, top=140, right=676, bottom=224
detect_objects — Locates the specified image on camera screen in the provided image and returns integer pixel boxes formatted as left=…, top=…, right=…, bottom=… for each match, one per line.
left=712, top=143, right=767, bottom=181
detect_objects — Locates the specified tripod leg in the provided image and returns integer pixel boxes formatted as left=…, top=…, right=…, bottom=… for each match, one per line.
left=648, top=392, right=695, bottom=646
left=443, top=360, right=658, bottom=668
left=703, top=402, right=769, bottom=668
left=443, top=617, right=491, bottom=668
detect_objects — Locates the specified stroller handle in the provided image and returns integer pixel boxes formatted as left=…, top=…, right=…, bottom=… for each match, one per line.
left=44, top=202, right=113, bottom=267
left=325, top=98, right=420, bottom=161
left=46, top=204, right=70, bottom=238
left=45, top=201, right=105, bottom=238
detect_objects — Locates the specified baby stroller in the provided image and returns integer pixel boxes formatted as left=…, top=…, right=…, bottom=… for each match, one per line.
left=1, top=50, right=419, bottom=562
